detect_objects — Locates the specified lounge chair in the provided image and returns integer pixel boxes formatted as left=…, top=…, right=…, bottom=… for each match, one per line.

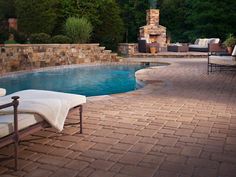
left=208, top=45, right=236, bottom=74
left=0, top=89, right=86, bottom=170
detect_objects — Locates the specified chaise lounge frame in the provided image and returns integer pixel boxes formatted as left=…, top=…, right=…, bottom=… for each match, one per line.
left=207, top=44, right=236, bottom=74
left=0, top=96, right=83, bottom=171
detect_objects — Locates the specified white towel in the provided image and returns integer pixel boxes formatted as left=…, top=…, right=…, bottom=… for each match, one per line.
left=0, top=90, right=86, bottom=131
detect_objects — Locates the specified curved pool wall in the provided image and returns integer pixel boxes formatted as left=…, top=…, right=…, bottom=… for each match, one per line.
left=0, top=64, right=149, bottom=96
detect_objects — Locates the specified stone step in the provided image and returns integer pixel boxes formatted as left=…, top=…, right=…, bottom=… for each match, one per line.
left=104, top=50, right=112, bottom=54
left=116, top=56, right=124, bottom=61
left=111, top=53, right=118, bottom=56
left=99, top=47, right=106, bottom=51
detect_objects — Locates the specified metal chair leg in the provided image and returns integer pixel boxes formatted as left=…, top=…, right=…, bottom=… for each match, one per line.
left=14, top=141, right=18, bottom=171
left=12, top=96, right=19, bottom=171
left=80, top=105, right=83, bottom=134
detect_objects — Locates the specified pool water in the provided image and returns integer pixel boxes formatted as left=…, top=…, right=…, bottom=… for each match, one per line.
left=0, top=64, right=148, bottom=96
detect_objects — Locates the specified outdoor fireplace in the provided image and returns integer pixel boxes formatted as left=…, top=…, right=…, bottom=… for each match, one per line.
left=139, top=9, right=167, bottom=48
left=149, top=34, right=159, bottom=43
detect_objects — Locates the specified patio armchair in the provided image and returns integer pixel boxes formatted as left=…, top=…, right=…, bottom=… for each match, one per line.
left=0, top=89, right=86, bottom=170
left=138, top=38, right=148, bottom=53
left=208, top=45, right=236, bottom=74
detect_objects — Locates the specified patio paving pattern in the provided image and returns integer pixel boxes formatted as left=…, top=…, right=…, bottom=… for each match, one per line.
left=1, top=58, right=236, bottom=177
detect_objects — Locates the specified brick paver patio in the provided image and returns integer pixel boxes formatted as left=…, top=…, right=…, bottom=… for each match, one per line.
left=1, top=58, right=236, bottom=177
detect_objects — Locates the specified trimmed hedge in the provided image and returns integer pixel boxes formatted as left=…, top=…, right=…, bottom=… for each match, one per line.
left=30, top=33, right=51, bottom=44
left=4, top=40, right=17, bottom=44
left=51, top=35, right=71, bottom=44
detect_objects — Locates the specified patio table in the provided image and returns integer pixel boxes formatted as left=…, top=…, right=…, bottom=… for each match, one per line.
left=167, top=44, right=189, bottom=52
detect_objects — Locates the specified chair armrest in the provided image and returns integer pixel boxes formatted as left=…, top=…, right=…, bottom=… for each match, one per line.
left=0, top=96, right=19, bottom=110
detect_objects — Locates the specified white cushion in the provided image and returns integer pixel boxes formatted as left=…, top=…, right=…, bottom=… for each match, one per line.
left=232, top=45, right=236, bottom=56
left=0, top=113, right=43, bottom=138
left=189, top=44, right=206, bottom=49
left=213, top=38, right=220, bottom=44
left=194, top=39, right=199, bottom=45
left=195, top=38, right=220, bottom=47
left=198, top=39, right=205, bottom=46
left=209, top=38, right=218, bottom=44
left=0, top=88, right=6, bottom=97
left=209, top=55, right=236, bottom=65
left=205, top=39, right=210, bottom=46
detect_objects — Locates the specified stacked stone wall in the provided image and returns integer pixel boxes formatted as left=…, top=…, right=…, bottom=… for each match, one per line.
left=0, top=44, right=119, bottom=75
left=118, top=43, right=138, bottom=57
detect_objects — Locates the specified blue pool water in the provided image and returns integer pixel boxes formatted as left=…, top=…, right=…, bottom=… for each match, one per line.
left=0, top=64, right=149, bottom=96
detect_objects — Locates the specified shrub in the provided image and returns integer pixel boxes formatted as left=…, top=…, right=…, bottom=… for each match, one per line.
left=9, top=28, right=27, bottom=44
left=30, top=33, right=51, bottom=44
left=51, top=35, right=71, bottom=44
left=65, top=17, right=92, bottom=43
left=4, top=40, right=17, bottom=44
left=4, top=33, right=17, bottom=44
left=223, top=34, right=236, bottom=48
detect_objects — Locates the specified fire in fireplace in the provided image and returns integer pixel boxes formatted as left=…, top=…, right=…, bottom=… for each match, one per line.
left=149, top=34, right=159, bottom=43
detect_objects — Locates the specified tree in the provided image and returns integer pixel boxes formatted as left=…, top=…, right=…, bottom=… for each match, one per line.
left=76, top=0, right=124, bottom=50
left=160, top=0, right=189, bottom=42
left=0, top=0, right=16, bottom=43
left=15, top=0, right=59, bottom=34
left=51, top=0, right=79, bottom=35
left=118, top=0, right=149, bottom=43
left=186, top=0, right=236, bottom=41
left=0, top=0, right=16, bottom=19
left=92, top=0, right=124, bottom=50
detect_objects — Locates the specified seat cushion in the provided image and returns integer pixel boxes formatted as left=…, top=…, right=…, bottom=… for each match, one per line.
left=209, top=56, right=236, bottom=65
left=0, top=113, right=43, bottom=138
left=189, top=44, right=206, bottom=49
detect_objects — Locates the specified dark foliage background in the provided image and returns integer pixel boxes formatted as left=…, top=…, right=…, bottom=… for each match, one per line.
left=0, top=0, right=235, bottom=49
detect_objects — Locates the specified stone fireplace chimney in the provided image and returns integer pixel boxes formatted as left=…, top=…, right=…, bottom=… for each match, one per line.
left=139, top=9, right=167, bottom=47
left=147, top=9, right=159, bottom=25
left=8, top=18, right=18, bottom=31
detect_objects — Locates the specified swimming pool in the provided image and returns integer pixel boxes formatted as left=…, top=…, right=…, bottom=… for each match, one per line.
left=0, top=64, right=149, bottom=96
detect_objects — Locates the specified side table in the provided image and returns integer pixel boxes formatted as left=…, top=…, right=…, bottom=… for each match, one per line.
left=167, top=45, right=189, bottom=52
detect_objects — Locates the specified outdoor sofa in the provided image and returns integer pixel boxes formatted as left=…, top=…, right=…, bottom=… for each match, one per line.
left=189, top=38, right=221, bottom=52
left=208, top=45, right=236, bottom=74
left=0, top=89, right=86, bottom=170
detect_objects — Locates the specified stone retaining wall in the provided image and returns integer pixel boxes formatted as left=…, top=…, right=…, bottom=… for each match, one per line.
left=118, top=43, right=138, bottom=57
left=0, top=44, right=119, bottom=75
